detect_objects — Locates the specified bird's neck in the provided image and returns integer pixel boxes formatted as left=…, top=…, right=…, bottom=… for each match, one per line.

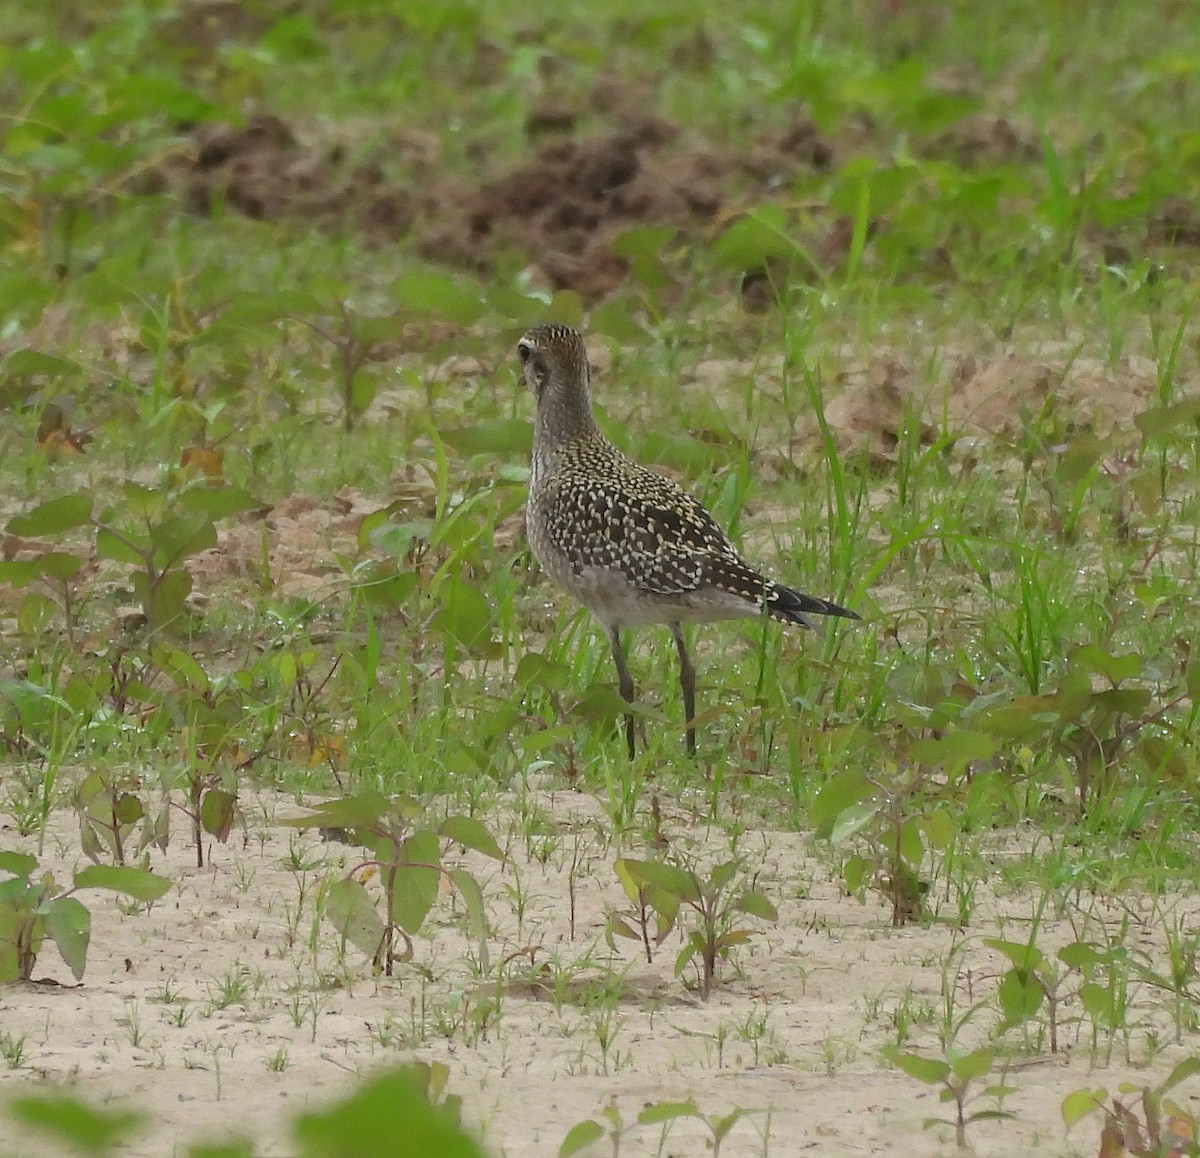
left=533, top=375, right=602, bottom=458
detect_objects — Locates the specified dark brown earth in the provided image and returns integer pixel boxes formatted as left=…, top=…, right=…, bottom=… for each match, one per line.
left=153, top=98, right=842, bottom=298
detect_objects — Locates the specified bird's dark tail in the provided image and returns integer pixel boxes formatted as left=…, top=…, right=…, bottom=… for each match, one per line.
left=766, top=582, right=860, bottom=630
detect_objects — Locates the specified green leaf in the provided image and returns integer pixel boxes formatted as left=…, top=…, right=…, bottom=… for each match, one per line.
left=324, top=878, right=385, bottom=962
left=1070, top=644, right=1142, bottom=685
left=984, top=937, right=1046, bottom=972
left=1161, top=1056, right=1200, bottom=1092
left=709, top=860, right=739, bottom=892
left=200, top=789, right=237, bottom=842
left=843, top=852, right=869, bottom=895
left=711, top=206, right=800, bottom=270
left=73, top=865, right=171, bottom=901
left=93, top=520, right=145, bottom=566
left=366, top=517, right=431, bottom=558
left=134, top=567, right=192, bottom=629
left=950, top=1047, right=994, bottom=1082
left=708, top=1108, right=749, bottom=1140
left=886, top=1047, right=949, bottom=1084
left=810, top=769, right=872, bottom=838
left=7, top=494, right=93, bottom=536
left=588, top=301, right=651, bottom=344
left=734, top=891, right=778, bottom=922
left=439, top=816, right=504, bottom=862
left=619, top=859, right=701, bottom=904
left=439, top=418, right=532, bottom=457
left=393, top=271, right=487, bottom=325
left=1186, top=661, right=1200, bottom=702
left=188, top=1141, right=257, bottom=1158
left=0, top=851, right=37, bottom=877
left=151, top=511, right=217, bottom=564
left=898, top=816, right=925, bottom=866
left=0, top=561, right=41, bottom=587
left=109, top=73, right=225, bottom=121
left=95, top=526, right=147, bottom=566
left=358, top=568, right=420, bottom=609
left=112, top=793, right=145, bottom=827
left=1091, top=687, right=1152, bottom=715
left=43, top=896, right=89, bottom=981
left=1058, top=940, right=1105, bottom=970
left=558, top=1119, right=605, bottom=1157
left=38, top=552, right=85, bottom=582
left=178, top=486, right=265, bottom=521
left=4, top=349, right=80, bottom=378
left=447, top=868, right=487, bottom=943
left=514, top=652, right=570, bottom=693
left=637, top=1101, right=698, bottom=1125
left=920, top=808, right=958, bottom=852
left=1061, top=1087, right=1105, bottom=1129
left=150, top=645, right=211, bottom=691
left=570, top=683, right=649, bottom=724
left=608, top=916, right=639, bottom=942
left=430, top=576, right=494, bottom=652
left=714, top=929, right=755, bottom=951
left=391, top=830, right=441, bottom=935
left=674, top=931, right=704, bottom=977
left=216, top=289, right=325, bottom=328
left=7, top=1093, right=143, bottom=1155
left=293, top=1065, right=487, bottom=1158
left=908, top=730, right=995, bottom=778
left=280, top=791, right=393, bottom=832
left=0, top=901, right=38, bottom=981
left=1134, top=396, right=1200, bottom=438
left=122, top=482, right=164, bottom=520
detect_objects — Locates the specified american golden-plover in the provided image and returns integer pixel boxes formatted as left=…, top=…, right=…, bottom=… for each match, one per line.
left=519, top=323, right=859, bottom=757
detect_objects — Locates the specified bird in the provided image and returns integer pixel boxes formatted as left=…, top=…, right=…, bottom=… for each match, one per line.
left=518, top=322, right=859, bottom=758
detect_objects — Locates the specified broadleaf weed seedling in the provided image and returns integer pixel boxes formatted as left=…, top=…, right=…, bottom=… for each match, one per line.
left=284, top=790, right=503, bottom=977
left=1062, top=1055, right=1200, bottom=1158
left=0, top=851, right=170, bottom=983
left=612, top=855, right=778, bottom=999
left=75, top=769, right=166, bottom=867
left=812, top=757, right=956, bottom=928
left=886, top=1044, right=1016, bottom=1149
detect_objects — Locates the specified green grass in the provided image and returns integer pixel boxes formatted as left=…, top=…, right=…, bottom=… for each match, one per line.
left=2, top=0, right=1200, bottom=1152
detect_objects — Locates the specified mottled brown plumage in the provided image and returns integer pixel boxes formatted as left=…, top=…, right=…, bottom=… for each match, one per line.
left=519, top=322, right=858, bottom=756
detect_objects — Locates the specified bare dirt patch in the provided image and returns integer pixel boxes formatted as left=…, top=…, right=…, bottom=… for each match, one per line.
left=1, top=789, right=1196, bottom=1157
left=153, top=99, right=841, bottom=299
left=808, top=350, right=1161, bottom=463
left=153, top=113, right=423, bottom=240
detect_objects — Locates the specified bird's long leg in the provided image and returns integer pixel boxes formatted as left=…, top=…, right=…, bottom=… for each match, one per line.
left=670, top=622, right=697, bottom=757
left=606, top=625, right=637, bottom=758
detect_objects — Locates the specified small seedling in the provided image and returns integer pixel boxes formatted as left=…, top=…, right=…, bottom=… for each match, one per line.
left=559, top=1099, right=758, bottom=1158
left=0, top=852, right=170, bottom=983
left=886, top=1044, right=1016, bottom=1148
left=283, top=790, right=502, bottom=977
left=0, top=1029, right=28, bottom=1069
left=1063, top=1056, right=1200, bottom=1157
left=76, top=769, right=167, bottom=866
left=987, top=929, right=1096, bottom=1054
left=811, top=760, right=957, bottom=928
left=4, top=482, right=263, bottom=634
left=611, top=857, right=777, bottom=999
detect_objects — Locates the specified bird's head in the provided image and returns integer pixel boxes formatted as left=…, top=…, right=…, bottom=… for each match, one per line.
left=516, top=323, right=589, bottom=401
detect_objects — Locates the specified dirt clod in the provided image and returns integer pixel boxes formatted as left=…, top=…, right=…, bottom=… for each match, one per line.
left=156, top=114, right=416, bottom=239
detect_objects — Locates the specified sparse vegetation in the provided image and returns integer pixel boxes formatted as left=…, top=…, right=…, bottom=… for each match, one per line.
left=3, top=0, right=1200, bottom=1155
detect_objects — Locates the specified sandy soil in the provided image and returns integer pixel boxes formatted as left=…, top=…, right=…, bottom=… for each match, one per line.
left=1, top=786, right=1197, bottom=1157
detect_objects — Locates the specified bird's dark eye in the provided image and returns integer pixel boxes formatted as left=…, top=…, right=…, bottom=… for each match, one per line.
left=517, top=341, right=533, bottom=363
